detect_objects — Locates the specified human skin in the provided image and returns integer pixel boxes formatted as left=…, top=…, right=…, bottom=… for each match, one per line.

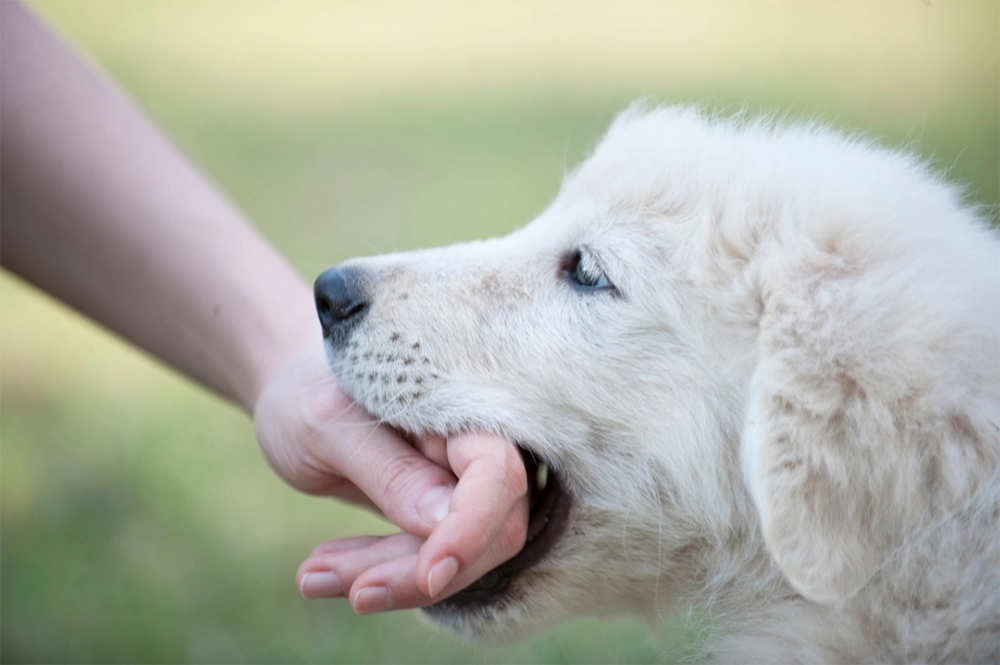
left=0, top=1, right=527, bottom=613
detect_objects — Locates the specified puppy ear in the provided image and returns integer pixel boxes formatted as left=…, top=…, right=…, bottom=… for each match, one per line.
left=743, top=279, right=998, bottom=605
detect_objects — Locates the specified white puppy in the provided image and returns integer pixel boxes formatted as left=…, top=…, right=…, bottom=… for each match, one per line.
left=315, top=106, right=1000, bottom=663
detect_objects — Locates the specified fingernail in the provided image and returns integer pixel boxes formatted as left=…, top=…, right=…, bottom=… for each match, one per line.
left=417, top=485, right=452, bottom=526
left=299, top=571, right=343, bottom=599
left=427, top=556, right=459, bottom=598
left=353, top=586, right=393, bottom=614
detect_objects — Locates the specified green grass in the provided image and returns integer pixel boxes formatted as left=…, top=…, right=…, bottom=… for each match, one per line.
left=2, top=1, right=997, bottom=663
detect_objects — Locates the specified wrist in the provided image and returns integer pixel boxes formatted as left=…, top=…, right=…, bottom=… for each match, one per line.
left=243, top=315, right=326, bottom=414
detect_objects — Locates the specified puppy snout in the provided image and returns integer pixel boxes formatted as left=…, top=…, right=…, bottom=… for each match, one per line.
left=314, top=267, right=368, bottom=342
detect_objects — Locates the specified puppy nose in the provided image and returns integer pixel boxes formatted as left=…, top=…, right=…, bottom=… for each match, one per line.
left=314, top=267, right=368, bottom=341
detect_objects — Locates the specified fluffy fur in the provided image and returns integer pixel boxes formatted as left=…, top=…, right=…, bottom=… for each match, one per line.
left=325, top=106, right=1000, bottom=662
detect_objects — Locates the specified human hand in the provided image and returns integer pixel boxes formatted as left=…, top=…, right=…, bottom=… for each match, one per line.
left=253, top=352, right=529, bottom=613
left=2, top=0, right=529, bottom=613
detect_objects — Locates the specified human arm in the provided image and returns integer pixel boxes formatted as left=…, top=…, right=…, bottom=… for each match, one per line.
left=0, top=0, right=527, bottom=611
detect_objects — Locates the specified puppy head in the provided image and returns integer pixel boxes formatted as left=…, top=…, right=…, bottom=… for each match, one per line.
left=318, top=105, right=1000, bottom=638
left=319, top=107, right=756, bottom=641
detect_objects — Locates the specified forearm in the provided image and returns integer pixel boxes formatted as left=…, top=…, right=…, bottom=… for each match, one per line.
left=0, top=2, right=319, bottom=411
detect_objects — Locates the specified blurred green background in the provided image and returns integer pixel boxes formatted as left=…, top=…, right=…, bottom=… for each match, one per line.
left=2, top=1, right=997, bottom=663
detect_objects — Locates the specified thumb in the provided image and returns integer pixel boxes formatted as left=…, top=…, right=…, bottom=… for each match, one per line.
left=254, top=353, right=458, bottom=537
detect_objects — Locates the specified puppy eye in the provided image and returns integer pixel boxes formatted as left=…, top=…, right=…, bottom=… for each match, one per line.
left=567, top=248, right=613, bottom=291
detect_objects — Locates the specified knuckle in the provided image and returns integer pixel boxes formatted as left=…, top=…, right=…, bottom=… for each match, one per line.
left=373, top=454, right=425, bottom=505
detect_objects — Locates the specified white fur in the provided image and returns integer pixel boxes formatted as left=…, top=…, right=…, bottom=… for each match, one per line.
left=327, top=106, right=1000, bottom=662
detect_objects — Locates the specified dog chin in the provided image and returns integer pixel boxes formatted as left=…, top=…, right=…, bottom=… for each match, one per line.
left=420, top=570, right=569, bottom=645
left=420, top=592, right=529, bottom=645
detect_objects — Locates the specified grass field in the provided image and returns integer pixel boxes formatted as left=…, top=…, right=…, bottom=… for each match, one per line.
left=2, top=2, right=997, bottom=663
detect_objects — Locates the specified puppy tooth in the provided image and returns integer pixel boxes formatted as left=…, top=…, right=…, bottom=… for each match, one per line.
left=536, top=463, right=549, bottom=491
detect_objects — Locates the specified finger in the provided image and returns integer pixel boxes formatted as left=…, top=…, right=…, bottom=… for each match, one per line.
left=414, top=433, right=530, bottom=597
left=315, top=480, right=383, bottom=515
left=347, top=551, right=489, bottom=614
left=348, top=524, right=534, bottom=614
left=303, top=386, right=460, bottom=537
left=412, top=433, right=449, bottom=469
left=418, top=498, right=529, bottom=599
left=310, top=535, right=384, bottom=558
left=349, top=554, right=424, bottom=614
left=297, top=532, right=423, bottom=599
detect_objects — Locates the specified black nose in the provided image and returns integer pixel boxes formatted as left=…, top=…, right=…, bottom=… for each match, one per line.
left=314, top=267, right=368, bottom=343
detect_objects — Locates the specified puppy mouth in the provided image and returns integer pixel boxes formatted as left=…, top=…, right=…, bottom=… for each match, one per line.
left=424, top=445, right=571, bottom=613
